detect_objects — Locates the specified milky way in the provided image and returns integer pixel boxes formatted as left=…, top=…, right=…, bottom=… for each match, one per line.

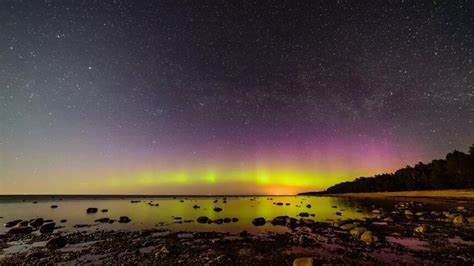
left=1, top=1, right=472, bottom=194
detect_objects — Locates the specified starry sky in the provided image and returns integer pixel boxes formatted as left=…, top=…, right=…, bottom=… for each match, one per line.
left=0, top=1, right=473, bottom=195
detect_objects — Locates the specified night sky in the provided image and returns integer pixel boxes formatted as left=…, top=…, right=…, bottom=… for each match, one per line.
left=1, top=1, right=473, bottom=195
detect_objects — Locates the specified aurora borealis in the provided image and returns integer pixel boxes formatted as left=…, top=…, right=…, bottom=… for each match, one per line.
left=1, top=1, right=473, bottom=195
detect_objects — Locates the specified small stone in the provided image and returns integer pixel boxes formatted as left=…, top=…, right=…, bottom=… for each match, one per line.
left=350, top=227, right=367, bottom=237
left=50, top=205, right=58, bottom=209
left=298, top=235, right=312, bottom=246
left=404, top=210, right=414, bottom=216
left=453, top=214, right=466, bottom=225
left=213, top=207, right=223, bottom=212
left=360, top=231, right=378, bottom=244
left=299, top=212, right=309, bottom=217
left=340, top=223, right=357, bottom=230
left=239, top=230, right=249, bottom=237
left=293, top=257, right=314, bottom=266
left=306, top=204, right=312, bottom=208
left=95, top=218, right=110, bottom=223
left=232, top=218, right=239, bottom=222
left=415, top=224, right=427, bottom=233
left=101, top=209, right=108, bottom=213
left=193, top=205, right=200, bottom=209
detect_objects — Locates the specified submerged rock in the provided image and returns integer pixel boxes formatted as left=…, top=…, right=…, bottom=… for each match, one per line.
left=252, top=217, right=266, bottom=226
left=306, top=204, right=312, bottom=208
left=101, top=209, right=109, bottom=213
left=46, top=236, right=67, bottom=249
left=213, top=207, right=223, bottom=212
left=50, top=205, right=58, bottom=209
left=193, top=205, right=200, bottom=209
left=299, top=212, right=309, bottom=217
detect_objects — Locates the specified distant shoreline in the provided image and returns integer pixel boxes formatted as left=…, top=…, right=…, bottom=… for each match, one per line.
left=300, top=189, right=474, bottom=199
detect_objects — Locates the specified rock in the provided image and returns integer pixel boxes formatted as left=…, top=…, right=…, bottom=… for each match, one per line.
left=232, top=218, right=239, bottom=222
left=443, top=211, right=454, bottom=218
left=415, top=212, right=425, bottom=217
left=299, top=212, right=309, bottom=217
left=456, top=206, right=465, bottom=212
left=272, top=216, right=289, bottom=226
left=276, top=202, right=283, bottom=206
left=350, top=227, right=367, bottom=237
left=286, top=203, right=290, bottom=206
left=360, top=231, right=378, bottom=244
left=5, top=220, right=22, bottom=228
left=101, top=209, right=108, bottom=213
left=213, top=207, right=223, bottom=212
left=18, top=220, right=29, bottom=226
left=193, top=205, right=200, bottom=209
left=51, top=205, right=58, bottom=209
left=336, top=212, right=342, bottom=216
left=300, top=218, right=315, bottom=226
left=252, top=217, right=266, bottom=226
left=8, top=226, right=33, bottom=235
left=453, top=214, right=466, bottom=225
left=298, top=235, right=312, bottom=246
left=372, top=209, right=381, bottom=214
left=46, top=236, right=67, bottom=249
left=30, top=218, right=44, bottom=227
left=306, top=204, right=312, bottom=208
left=130, top=200, right=141, bottom=203
left=86, top=208, right=98, bottom=213
left=39, top=222, right=55, bottom=234
left=404, top=210, right=414, bottom=216
left=60, top=219, right=67, bottom=223
left=293, top=257, right=314, bottom=266
left=118, top=216, right=131, bottom=223
left=286, top=217, right=298, bottom=228
left=239, top=230, right=249, bottom=237
left=95, top=218, right=110, bottom=223
left=430, top=211, right=441, bottom=216
left=215, top=219, right=223, bottom=224
left=415, top=225, right=427, bottom=233
left=197, top=216, right=209, bottom=224
left=223, top=218, right=231, bottom=223
left=340, top=223, right=357, bottom=230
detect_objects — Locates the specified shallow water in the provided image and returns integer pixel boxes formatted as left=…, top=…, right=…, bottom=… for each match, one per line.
left=0, top=196, right=369, bottom=234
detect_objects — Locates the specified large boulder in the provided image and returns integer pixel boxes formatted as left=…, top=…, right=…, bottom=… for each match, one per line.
left=252, top=217, right=266, bottom=226
left=46, top=236, right=67, bottom=249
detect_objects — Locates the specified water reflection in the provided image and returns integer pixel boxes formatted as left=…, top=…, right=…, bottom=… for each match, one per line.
left=0, top=196, right=370, bottom=234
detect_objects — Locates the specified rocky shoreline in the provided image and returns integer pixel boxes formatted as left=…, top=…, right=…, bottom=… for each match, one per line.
left=1, top=200, right=473, bottom=265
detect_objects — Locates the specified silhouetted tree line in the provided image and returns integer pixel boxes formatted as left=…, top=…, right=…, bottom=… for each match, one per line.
left=323, top=145, right=474, bottom=194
